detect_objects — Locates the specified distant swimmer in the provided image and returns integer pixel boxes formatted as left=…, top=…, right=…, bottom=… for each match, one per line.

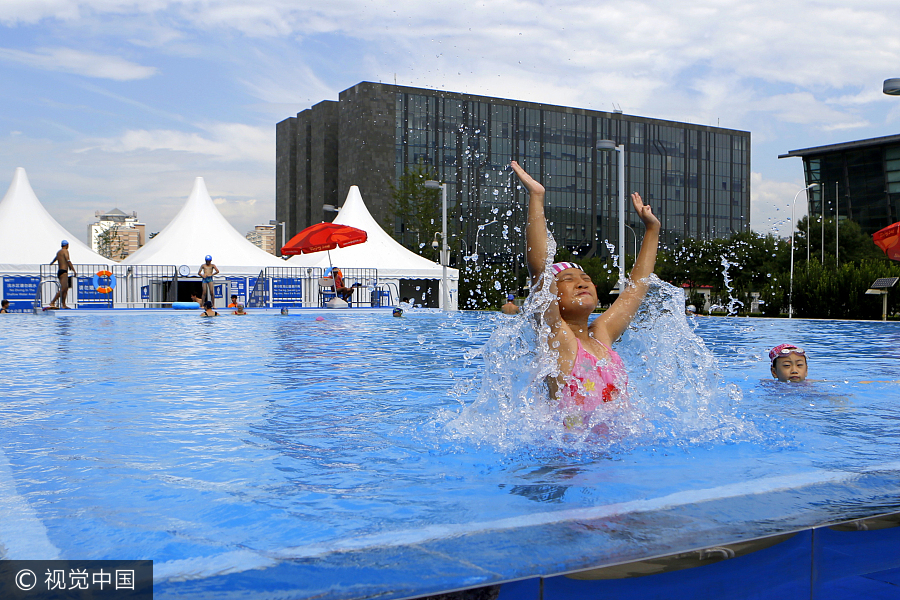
left=501, top=293, right=520, bottom=315
left=198, top=255, right=219, bottom=306
left=233, top=303, right=247, bottom=315
left=201, top=300, right=219, bottom=317
left=48, top=240, right=75, bottom=309
left=769, top=344, right=808, bottom=383
left=0, top=299, right=9, bottom=313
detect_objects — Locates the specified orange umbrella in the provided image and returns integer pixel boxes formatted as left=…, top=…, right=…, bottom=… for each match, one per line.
left=873, top=222, right=900, bottom=261
left=281, top=222, right=367, bottom=255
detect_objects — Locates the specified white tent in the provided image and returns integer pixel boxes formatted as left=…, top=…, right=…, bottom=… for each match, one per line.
left=123, top=177, right=285, bottom=275
left=0, top=167, right=109, bottom=274
left=287, top=186, right=459, bottom=309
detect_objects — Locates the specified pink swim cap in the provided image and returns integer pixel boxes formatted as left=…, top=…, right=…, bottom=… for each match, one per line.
left=769, top=343, right=806, bottom=361
left=550, top=262, right=583, bottom=275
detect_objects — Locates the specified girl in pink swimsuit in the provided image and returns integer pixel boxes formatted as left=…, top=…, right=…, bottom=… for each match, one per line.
left=511, top=161, right=660, bottom=430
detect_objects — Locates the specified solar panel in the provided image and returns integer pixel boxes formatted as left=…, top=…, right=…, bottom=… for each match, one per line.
left=869, top=277, right=899, bottom=289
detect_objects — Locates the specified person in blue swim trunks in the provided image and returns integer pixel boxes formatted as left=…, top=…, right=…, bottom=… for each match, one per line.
left=197, top=255, right=219, bottom=306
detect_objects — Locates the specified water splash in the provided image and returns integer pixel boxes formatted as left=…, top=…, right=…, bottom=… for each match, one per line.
left=720, top=256, right=744, bottom=316
left=440, top=250, right=760, bottom=454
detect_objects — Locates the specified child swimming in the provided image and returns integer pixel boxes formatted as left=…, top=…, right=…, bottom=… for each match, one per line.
left=511, top=160, right=660, bottom=428
left=769, top=344, right=808, bottom=383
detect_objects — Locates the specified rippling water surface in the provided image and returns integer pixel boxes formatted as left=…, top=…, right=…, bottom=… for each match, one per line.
left=1, top=305, right=900, bottom=588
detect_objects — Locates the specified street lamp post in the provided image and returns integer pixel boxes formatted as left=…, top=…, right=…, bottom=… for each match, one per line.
left=424, top=180, right=450, bottom=311
left=470, top=219, right=498, bottom=260
left=789, top=183, right=819, bottom=319
left=624, top=224, right=638, bottom=263
left=597, top=140, right=626, bottom=287
left=269, top=219, right=285, bottom=255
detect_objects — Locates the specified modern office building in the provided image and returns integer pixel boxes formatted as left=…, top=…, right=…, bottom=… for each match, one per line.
left=88, top=208, right=145, bottom=261
left=780, top=134, right=900, bottom=235
left=277, top=82, right=750, bottom=262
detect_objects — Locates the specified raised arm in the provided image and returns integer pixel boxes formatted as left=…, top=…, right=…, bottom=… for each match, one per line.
left=591, top=192, right=660, bottom=343
left=511, top=161, right=549, bottom=285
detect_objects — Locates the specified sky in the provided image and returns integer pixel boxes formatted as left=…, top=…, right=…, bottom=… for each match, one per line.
left=1, top=0, right=899, bottom=244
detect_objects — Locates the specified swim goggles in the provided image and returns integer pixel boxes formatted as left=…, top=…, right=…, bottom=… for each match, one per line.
left=769, top=344, right=806, bottom=361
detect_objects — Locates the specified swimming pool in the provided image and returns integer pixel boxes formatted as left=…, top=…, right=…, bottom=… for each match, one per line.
left=2, top=299, right=900, bottom=599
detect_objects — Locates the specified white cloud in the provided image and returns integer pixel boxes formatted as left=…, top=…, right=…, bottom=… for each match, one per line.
left=0, top=47, right=157, bottom=80
left=750, top=172, right=808, bottom=237
left=92, top=123, right=273, bottom=164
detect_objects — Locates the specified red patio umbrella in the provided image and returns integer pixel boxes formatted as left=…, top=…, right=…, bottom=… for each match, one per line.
left=873, top=222, right=900, bottom=261
left=281, top=222, right=367, bottom=256
left=281, top=223, right=368, bottom=306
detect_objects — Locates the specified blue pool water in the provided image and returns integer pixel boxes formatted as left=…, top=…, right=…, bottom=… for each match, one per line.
left=2, top=295, right=900, bottom=598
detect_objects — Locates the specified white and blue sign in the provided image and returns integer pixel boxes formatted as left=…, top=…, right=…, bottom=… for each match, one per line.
left=227, top=277, right=247, bottom=302
left=2, top=276, right=39, bottom=312
left=77, top=276, right=113, bottom=305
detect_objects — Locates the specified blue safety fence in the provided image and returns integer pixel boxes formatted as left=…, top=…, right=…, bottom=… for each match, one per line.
left=14, top=264, right=395, bottom=309
left=248, top=267, right=324, bottom=308
left=34, top=264, right=179, bottom=309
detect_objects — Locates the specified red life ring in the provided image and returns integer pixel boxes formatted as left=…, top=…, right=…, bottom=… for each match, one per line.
left=93, top=270, right=117, bottom=293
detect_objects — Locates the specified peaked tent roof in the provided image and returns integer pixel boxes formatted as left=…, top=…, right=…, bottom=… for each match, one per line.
left=123, top=177, right=285, bottom=275
left=0, top=167, right=109, bottom=274
left=287, top=186, right=458, bottom=280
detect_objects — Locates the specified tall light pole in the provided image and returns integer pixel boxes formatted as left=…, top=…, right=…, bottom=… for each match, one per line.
left=597, top=140, right=626, bottom=287
left=269, top=219, right=285, bottom=255
left=424, top=180, right=450, bottom=311
left=789, top=183, right=818, bottom=319
left=624, top=224, right=638, bottom=261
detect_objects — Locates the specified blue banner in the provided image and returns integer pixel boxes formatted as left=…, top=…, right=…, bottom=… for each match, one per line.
left=2, top=276, right=39, bottom=313
left=272, top=278, right=302, bottom=301
left=227, top=277, right=247, bottom=301
left=77, top=276, right=113, bottom=305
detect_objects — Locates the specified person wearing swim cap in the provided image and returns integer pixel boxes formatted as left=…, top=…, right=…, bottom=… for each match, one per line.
left=769, top=343, right=808, bottom=382
left=501, top=293, right=520, bottom=315
left=197, top=255, right=219, bottom=307
left=48, top=240, right=75, bottom=309
left=511, top=160, right=660, bottom=430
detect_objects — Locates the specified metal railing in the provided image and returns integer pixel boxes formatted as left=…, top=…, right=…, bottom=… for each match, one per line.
left=111, top=265, right=178, bottom=308
left=25, top=264, right=393, bottom=309
left=36, top=264, right=179, bottom=308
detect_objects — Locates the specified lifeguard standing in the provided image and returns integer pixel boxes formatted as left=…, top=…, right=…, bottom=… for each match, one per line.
left=198, top=255, right=219, bottom=306
left=48, top=240, right=75, bottom=309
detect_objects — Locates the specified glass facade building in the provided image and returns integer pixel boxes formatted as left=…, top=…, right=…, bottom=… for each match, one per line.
left=781, top=134, right=900, bottom=235
left=277, top=82, right=750, bottom=262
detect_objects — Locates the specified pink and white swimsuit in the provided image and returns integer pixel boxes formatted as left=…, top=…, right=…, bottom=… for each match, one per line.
left=559, top=338, right=628, bottom=418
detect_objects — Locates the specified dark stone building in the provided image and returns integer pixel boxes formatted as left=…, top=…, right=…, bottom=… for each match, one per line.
left=780, top=134, right=900, bottom=235
left=277, top=82, right=751, bottom=260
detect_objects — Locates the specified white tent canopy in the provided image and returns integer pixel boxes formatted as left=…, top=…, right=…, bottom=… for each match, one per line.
left=123, top=177, right=285, bottom=275
left=0, top=167, right=109, bottom=274
left=287, top=186, right=459, bottom=280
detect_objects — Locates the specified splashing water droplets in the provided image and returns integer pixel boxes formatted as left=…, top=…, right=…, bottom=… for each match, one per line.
left=438, top=229, right=759, bottom=455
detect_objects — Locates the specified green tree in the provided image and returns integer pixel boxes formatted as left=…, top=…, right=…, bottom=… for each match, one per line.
left=96, top=224, right=126, bottom=261
left=794, top=216, right=884, bottom=265
left=390, top=164, right=443, bottom=257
